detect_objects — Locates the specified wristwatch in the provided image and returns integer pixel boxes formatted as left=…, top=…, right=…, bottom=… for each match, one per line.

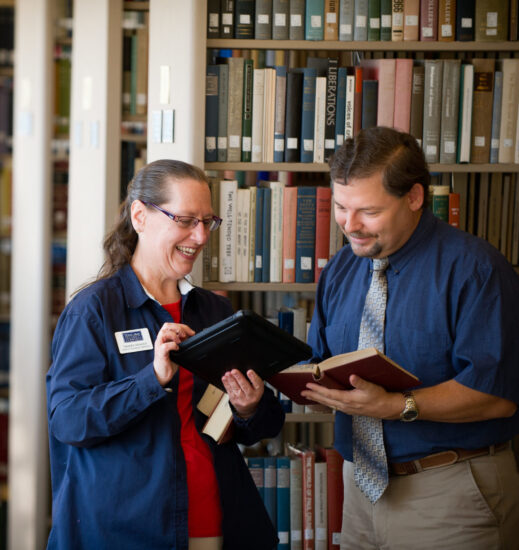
left=400, top=391, right=419, bottom=422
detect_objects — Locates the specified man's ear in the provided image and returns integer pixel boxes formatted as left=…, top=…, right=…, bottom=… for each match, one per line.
left=408, top=183, right=424, bottom=211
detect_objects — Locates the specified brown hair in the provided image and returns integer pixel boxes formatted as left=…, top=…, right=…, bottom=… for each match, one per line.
left=98, top=159, right=209, bottom=281
left=329, top=126, right=430, bottom=208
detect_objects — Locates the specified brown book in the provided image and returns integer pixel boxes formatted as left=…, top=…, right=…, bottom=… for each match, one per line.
left=197, top=385, right=234, bottom=444
left=475, top=0, right=508, bottom=41
left=314, top=187, right=332, bottom=283
left=316, top=447, right=343, bottom=550
left=438, top=0, right=456, bottom=41
left=324, top=0, right=339, bottom=40
left=419, top=0, right=438, bottom=40
left=409, top=61, right=425, bottom=147
left=268, top=347, right=421, bottom=405
left=448, top=192, right=460, bottom=228
left=282, top=186, right=297, bottom=283
left=403, top=0, right=420, bottom=40
left=470, top=58, right=495, bottom=164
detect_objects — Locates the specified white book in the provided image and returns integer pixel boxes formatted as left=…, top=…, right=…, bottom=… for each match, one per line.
left=498, top=59, right=519, bottom=164
left=251, top=69, right=265, bottom=163
left=313, top=76, right=327, bottom=163
left=345, top=71, right=355, bottom=139
left=263, top=67, right=276, bottom=163
left=218, top=179, right=238, bottom=282
left=236, top=188, right=251, bottom=282
left=289, top=457, right=303, bottom=550
left=248, top=186, right=257, bottom=282
left=269, top=180, right=285, bottom=282
left=314, top=461, right=327, bottom=550
left=458, top=63, right=474, bottom=163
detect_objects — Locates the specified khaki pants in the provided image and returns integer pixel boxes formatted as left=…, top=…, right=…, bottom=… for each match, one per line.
left=340, top=448, right=519, bottom=550
left=188, top=537, right=223, bottom=550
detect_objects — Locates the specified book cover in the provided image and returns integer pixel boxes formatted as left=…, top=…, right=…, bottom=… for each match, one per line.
left=422, top=59, right=443, bottom=164
left=254, top=186, right=265, bottom=282
left=393, top=58, right=413, bottom=133
left=241, top=59, right=254, bottom=162
left=324, top=58, right=339, bottom=161
left=268, top=347, right=421, bottom=405
left=324, top=0, right=339, bottom=40
left=262, top=185, right=272, bottom=282
left=283, top=185, right=298, bottom=283
left=338, top=0, right=355, bottom=40
left=295, top=187, right=317, bottom=283
left=457, top=63, right=474, bottom=163
left=313, top=76, right=327, bottom=163
left=270, top=180, right=285, bottom=282
left=227, top=57, right=245, bottom=161
left=218, top=179, right=238, bottom=282
left=361, top=79, right=378, bottom=130
left=368, top=0, right=381, bottom=41
left=419, top=0, right=438, bottom=40
left=273, top=0, right=290, bottom=39
left=289, top=0, right=306, bottom=39
left=255, top=0, right=273, bottom=39
left=353, top=0, right=369, bottom=40
left=456, top=0, right=474, bottom=41
left=285, top=69, right=304, bottom=162
left=475, top=0, right=508, bottom=41
left=403, top=0, right=419, bottom=40
left=276, top=456, right=291, bottom=550
left=205, top=65, right=219, bottom=162
left=489, top=70, right=503, bottom=164
left=300, top=67, right=317, bottom=163
left=235, top=0, right=255, bottom=38
left=305, top=0, right=325, bottom=40
left=438, top=0, right=455, bottom=41
left=314, top=187, right=332, bottom=282
left=470, top=58, right=495, bottom=164
left=439, top=59, right=461, bottom=164
left=391, top=0, right=404, bottom=41
left=334, top=67, right=346, bottom=149
left=217, top=63, right=229, bottom=162
left=274, top=65, right=288, bottom=162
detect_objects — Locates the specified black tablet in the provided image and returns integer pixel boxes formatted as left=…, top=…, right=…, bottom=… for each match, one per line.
left=170, top=309, right=313, bottom=391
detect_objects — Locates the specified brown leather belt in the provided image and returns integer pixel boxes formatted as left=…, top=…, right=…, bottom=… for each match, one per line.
left=389, top=442, right=511, bottom=476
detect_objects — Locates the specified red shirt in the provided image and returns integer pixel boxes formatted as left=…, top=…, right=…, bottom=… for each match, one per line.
left=162, top=300, right=223, bottom=537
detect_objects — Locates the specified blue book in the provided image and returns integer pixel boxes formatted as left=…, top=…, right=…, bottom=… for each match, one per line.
left=204, top=65, right=219, bottom=162
left=335, top=67, right=346, bottom=151
left=278, top=309, right=294, bottom=334
left=300, top=67, right=317, bottom=163
left=276, top=456, right=291, bottom=550
left=273, top=65, right=288, bottom=163
left=324, top=58, right=339, bottom=161
left=261, top=187, right=272, bottom=282
left=305, top=0, right=325, bottom=40
left=254, top=187, right=265, bottom=282
left=295, top=187, right=316, bottom=283
left=248, top=457, right=265, bottom=500
left=263, top=457, right=277, bottom=529
left=489, top=70, right=503, bottom=164
left=353, top=0, right=368, bottom=41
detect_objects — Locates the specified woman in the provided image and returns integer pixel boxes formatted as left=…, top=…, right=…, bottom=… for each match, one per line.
left=46, top=159, right=284, bottom=550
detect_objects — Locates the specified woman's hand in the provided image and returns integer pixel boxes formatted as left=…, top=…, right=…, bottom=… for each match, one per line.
left=222, top=369, right=264, bottom=419
left=153, top=323, right=195, bottom=386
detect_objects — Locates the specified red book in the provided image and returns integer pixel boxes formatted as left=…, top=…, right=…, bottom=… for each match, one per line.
left=314, top=187, right=332, bottom=283
left=316, top=447, right=344, bottom=550
left=449, top=192, right=460, bottom=228
left=393, top=58, right=413, bottom=133
left=268, top=347, right=421, bottom=405
left=301, top=448, right=315, bottom=550
left=353, top=66, right=363, bottom=136
left=420, top=0, right=438, bottom=40
left=282, top=186, right=298, bottom=283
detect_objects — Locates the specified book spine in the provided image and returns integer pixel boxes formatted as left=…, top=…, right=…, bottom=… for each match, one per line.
left=283, top=186, right=298, bottom=283
left=361, top=80, right=378, bottom=130
left=353, top=0, right=368, bottom=40
left=241, top=59, right=254, bottom=162
left=254, top=187, right=265, bottom=282
left=338, top=0, right=354, bottom=40
left=391, top=0, right=404, bottom=41
left=353, top=66, right=363, bottom=136
left=314, top=461, right=327, bottom=550
left=455, top=0, right=475, bottom=41
left=205, top=65, right=219, bottom=162
left=305, top=0, right=325, bottom=40
left=264, top=456, right=277, bottom=530
left=393, top=58, right=413, bottom=133
left=498, top=59, right=519, bottom=164
left=277, top=456, right=291, bottom=550
left=289, top=0, right=306, bottom=39
left=209, top=179, right=220, bottom=281
left=290, top=457, right=303, bottom=550
left=217, top=63, right=229, bottom=162
left=218, top=179, right=238, bottom=282
left=448, top=192, right=460, bottom=228
left=301, top=68, right=317, bottom=163
left=248, top=186, right=257, bottom=281
left=409, top=62, right=424, bottom=147
left=422, top=59, right=443, bottom=164
left=419, top=0, right=438, bottom=40
left=439, top=59, right=461, bottom=164
left=375, top=59, right=396, bottom=127
left=252, top=68, right=265, bottom=163
left=274, top=65, right=288, bottom=162
left=285, top=69, right=304, bottom=162
left=221, top=0, right=235, bottom=37
left=273, top=0, right=290, bottom=39
left=255, top=0, right=273, bottom=39
left=314, top=187, right=332, bottom=282
left=380, top=0, right=392, bottom=40
left=335, top=67, right=346, bottom=149
left=457, top=63, right=474, bottom=163
left=270, top=181, right=285, bottom=283
left=262, top=186, right=272, bottom=282
left=302, top=450, right=315, bottom=550
left=235, top=0, right=255, bottom=38
left=324, top=0, right=339, bottom=40
left=475, top=0, right=508, bottom=41
left=403, top=0, right=419, bottom=40
left=324, top=59, right=338, bottom=160
left=295, top=187, right=317, bottom=283
left=313, top=76, right=327, bottom=163
left=227, top=58, right=245, bottom=162
left=324, top=449, right=343, bottom=550
left=470, top=58, right=495, bottom=164
left=438, top=0, right=455, bottom=41
left=248, top=457, right=265, bottom=500
left=431, top=184, right=450, bottom=222
left=207, top=0, right=221, bottom=37
left=367, top=0, right=381, bottom=41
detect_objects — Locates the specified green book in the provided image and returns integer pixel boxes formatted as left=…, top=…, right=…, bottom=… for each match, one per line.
left=241, top=59, right=254, bottom=162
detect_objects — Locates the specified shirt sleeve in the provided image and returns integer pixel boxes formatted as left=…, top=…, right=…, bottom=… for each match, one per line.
left=47, top=308, right=167, bottom=447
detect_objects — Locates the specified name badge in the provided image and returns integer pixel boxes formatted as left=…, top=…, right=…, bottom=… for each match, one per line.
left=115, top=328, right=153, bottom=354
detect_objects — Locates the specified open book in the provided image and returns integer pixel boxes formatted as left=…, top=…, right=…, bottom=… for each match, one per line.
left=267, top=347, right=420, bottom=405
left=197, top=384, right=233, bottom=444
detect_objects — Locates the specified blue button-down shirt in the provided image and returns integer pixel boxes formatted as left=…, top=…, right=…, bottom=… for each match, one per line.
left=309, top=208, right=519, bottom=463
left=46, top=264, right=283, bottom=550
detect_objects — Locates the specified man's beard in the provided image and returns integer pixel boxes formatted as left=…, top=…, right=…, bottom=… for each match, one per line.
left=345, top=232, right=382, bottom=258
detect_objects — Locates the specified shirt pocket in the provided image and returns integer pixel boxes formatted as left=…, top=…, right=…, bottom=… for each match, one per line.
left=324, top=323, right=358, bottom=357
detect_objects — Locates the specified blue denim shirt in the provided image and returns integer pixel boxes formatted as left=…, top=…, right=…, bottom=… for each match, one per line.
left=46, top=264, right=283, bottom=550
left=309, top=208, right=519, bottom=463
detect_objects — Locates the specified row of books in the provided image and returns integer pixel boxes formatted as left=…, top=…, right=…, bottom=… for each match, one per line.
left=207, top=0, right=518, bottom=42
left=205, top=54, right=519, bottom=165
left=203, top=179, right=344, bottom=283
left=246, top=446, right=343, bottom=550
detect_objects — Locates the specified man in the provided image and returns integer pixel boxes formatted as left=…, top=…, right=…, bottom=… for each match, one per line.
left=301, top=127, right=519, bottom=550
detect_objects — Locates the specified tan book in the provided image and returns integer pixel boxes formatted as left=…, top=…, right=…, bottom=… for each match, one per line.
left=470, top=58, right=495, bottom=164
left=282, top=186, right=298, bottom=283
left=438, top=0, right=455, bottom=41
left=403, top=0, right=419, bottom=40
left=201, top=391, right=234, bottom=444
left=475, top=0, right=508, bottom=41
left=226, top=57, right=245, bottom=162
left=498, top=58, right=519, bottom=164
left=391, top=0, right=404, bottom=40
left=324, top=0, right=339, bottom=39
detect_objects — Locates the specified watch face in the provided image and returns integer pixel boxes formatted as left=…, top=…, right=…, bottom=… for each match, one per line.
left=402, top=409, right=418, bottom=421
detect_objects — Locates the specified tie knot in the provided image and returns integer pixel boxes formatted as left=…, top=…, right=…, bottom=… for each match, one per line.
left=373, top=258, right=389, bottom=272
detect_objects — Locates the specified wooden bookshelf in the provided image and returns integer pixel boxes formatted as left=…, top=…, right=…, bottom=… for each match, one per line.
left=203, top=282, right=317, bottom=292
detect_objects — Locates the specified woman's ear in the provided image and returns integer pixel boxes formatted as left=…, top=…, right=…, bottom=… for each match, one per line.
left=130, top=200, right=146, bottom=234
left=408, top=183, right=424, bottom=211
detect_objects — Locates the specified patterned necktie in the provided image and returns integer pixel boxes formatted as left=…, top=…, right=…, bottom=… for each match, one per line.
left=352, top=257, right=389, bottom=503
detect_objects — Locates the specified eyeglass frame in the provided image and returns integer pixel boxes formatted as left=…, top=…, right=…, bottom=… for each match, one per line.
left=141, top=201, right=222, bottom=232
